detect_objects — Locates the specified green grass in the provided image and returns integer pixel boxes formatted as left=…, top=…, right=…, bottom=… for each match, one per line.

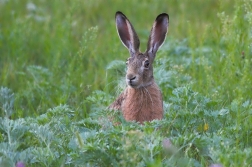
left=0, top=0, right=252, bottom=166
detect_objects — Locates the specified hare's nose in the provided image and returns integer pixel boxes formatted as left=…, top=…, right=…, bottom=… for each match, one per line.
left=127, top=74, right=136, bottom=81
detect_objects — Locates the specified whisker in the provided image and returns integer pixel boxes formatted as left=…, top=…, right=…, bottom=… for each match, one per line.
left=143, top=86, right=154, bottom=110
left=140, top=88, right=144, bottom=110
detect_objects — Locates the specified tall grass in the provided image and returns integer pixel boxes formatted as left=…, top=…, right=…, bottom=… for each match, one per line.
left=0, top=0, right=236, bottom=117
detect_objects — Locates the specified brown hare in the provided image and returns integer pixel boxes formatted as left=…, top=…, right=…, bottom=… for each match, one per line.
left=109, top=11, right=169, bottom=124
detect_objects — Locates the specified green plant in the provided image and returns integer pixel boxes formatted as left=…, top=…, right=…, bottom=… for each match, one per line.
left=1, top=0, right=252, bottom=166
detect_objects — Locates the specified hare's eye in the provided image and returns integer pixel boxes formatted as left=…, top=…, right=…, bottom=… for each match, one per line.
left=144, top=60, right=149, bottom=68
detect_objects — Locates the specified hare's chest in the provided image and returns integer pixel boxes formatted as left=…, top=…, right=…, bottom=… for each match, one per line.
left=121, top=86, right=163, bottom=123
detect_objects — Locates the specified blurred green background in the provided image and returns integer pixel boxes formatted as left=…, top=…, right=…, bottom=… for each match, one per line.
left=1, top=0, right=249, bottom=118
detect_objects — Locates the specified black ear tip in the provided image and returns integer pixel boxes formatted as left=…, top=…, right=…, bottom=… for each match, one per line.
left=116, top=11, right=123, bottom=15
left=115, top=11, right=127, bottom=18
left=156, top=13, right=169, bottom=21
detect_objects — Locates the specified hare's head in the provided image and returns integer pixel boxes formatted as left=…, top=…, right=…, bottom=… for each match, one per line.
left=115, top=11, right=169, bottom=89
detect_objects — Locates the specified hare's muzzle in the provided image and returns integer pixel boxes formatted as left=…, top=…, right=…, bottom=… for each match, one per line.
left=126, top=74, right=138, bottom=88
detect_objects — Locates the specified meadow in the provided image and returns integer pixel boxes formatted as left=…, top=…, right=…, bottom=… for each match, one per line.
left=0, top=0, right=252, bottom=166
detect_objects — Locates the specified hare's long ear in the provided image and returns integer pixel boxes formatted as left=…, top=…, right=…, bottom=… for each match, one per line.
left=115, top=11, right=140, bottom=55
left=147, top=13, right=169, bottom=57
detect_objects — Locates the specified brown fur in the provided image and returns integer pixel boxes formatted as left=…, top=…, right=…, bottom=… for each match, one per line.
left=122, top=83, right=163, bottom=123
left=109, top=82, right=163, bottom=124
left=109, top=11, right=169, bottom=123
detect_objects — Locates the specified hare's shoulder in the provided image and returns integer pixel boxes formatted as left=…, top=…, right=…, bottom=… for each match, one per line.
left=108, top=90, right=127, bottom=110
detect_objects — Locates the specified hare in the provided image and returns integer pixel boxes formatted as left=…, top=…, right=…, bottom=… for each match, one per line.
left=109, top=11, right=169, bottom=123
